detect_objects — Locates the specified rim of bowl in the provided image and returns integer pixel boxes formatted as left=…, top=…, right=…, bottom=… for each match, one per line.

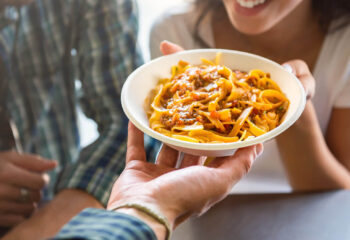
left=121, top=49, right=306, bottom=151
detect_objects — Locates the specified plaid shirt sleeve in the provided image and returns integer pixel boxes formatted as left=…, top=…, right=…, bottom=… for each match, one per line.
left=54, top=208, right=157, bottom=240
left=55, top=0, right=143, bottom=205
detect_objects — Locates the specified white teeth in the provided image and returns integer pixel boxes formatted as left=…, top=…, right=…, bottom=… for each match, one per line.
left=236, top=0, right=266, bottom=8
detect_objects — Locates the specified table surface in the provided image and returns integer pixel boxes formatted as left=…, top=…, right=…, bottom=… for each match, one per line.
left=172, top=191, right=350, bottom=240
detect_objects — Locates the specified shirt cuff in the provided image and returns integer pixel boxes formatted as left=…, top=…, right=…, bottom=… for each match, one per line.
left=54, top=208, right=157, bottom=240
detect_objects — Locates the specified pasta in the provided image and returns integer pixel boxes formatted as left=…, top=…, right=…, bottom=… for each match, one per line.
left=146, top=53, right=289, bottom=143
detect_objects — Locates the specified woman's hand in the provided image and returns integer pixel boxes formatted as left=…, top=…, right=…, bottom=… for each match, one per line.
left=0, top=152, right=56, bottom=227
left=282, top=60, right=316, bottom=100
left=159, top=40, right=184, bottom=55
left=108, top=123, right=263, bottom=235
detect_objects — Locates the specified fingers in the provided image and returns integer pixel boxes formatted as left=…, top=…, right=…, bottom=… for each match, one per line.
left=126, top=122, right=146, bottom=163
left=0, top=152, right=43, bottom=228
left=0, top=201, right=36, bottom=228
left=0, top=201, right=35, bottom=216
left=160, top=40, right=184, bottom=55
left=0, top=164, right=49, bottom=190
left=282, top=60, right=315, bottom=100
left=1, top=151, right=57, bottom=172
left=180, top=154, right=201, bottom=168
left=210, top=144, right=263, bottom=178
left=156, top=144, right=178, bottom=167
left=256, top=143, right=264, bottom=156
left=0, top=214, right=25, bottom=227
left=0, top=183, right=41, bottom=202
left=10, top=153, right=57, bottom=172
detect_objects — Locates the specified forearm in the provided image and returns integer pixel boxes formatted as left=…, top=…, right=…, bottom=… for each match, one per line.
left=277, top=102, right=350, bottom=190
left=3, top=189, right=103, bottom=239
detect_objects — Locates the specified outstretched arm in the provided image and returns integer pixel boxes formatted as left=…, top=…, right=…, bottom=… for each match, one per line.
left=277, top=60, right=350, bottom=190
left=54, top=123, right=262, bottom=240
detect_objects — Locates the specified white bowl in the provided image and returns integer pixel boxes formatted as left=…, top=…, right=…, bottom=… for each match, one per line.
left=121, top=49, right=306, bottom=157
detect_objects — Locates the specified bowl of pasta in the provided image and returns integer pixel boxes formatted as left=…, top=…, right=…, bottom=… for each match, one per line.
left=121, top=49, right=306, bottom=157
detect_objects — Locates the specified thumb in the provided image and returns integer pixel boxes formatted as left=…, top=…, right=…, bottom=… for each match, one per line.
left=11, top=153, right=57, bottom=172
left=160, top=40, right=184, bottom=55
left=126, top=122, right=146, bottom=164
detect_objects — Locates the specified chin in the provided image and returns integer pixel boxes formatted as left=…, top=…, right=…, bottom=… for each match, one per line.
left=224, top=0, right=305, bottom=35
left=230, top=18, right=276, bottom=35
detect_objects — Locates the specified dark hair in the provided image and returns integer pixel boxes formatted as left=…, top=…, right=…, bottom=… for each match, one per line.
left=194, top=0, right=350, bottom=47
left=312, top=0, right=350, bottom=31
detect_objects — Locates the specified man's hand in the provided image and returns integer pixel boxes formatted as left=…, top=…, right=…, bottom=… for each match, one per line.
left=108, top=123, right=263, bottom=239
left=106, top=42, right=262, bottom=238
left=0, top=151, right=56, bottom=227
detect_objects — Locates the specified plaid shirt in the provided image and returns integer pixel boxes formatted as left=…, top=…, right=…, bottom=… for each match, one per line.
left=55, top=208, right=157, bottom=240
left=0, top=0, right=156, bottom=205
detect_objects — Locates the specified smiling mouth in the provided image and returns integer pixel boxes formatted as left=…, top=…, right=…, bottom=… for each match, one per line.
left=236, top=0, right=267, bottom=8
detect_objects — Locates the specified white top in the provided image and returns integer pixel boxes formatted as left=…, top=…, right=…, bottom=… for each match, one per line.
left=149, top=5, right=350, bottom=193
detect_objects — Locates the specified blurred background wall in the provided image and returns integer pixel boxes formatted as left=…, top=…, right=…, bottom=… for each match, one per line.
left=138, top=0, right=186, bottom=60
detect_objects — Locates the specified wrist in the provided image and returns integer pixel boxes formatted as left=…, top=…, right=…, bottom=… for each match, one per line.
left=115, top=208, right=167, bottom=240
left=288, top=101, right=315, bottom=130
left=108, top=196, right=178, bottom=228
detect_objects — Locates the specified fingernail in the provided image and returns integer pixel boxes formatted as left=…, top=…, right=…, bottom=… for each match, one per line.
left=256, top=144, right=264, bottom=157
left=283, top=64, right=294, bottom=74
left=161, top=40, right=171, bottom=47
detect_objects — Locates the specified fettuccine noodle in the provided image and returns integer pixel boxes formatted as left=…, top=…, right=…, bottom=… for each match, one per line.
left=146, top=53, right=289, bottom=143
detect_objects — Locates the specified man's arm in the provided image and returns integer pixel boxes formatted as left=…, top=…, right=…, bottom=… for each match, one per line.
left=3, top=190, right=102, bottom=239
left=55, top=0, right=142, bottom=206
left=53, top=122, right=262, bottom=240
left=4, top=0, right=142, bottom=238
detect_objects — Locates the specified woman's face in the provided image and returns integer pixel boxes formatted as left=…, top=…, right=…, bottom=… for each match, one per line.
left=222, top=0, right=306, bottom=35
